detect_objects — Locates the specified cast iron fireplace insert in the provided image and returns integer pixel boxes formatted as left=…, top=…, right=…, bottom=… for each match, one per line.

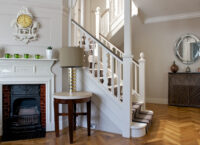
left=2, top=84, right=45, bottom=141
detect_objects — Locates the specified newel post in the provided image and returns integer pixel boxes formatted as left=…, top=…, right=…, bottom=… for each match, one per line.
left=95, top=7, right=100, bottom=39
left=139, top=52, right=146, bottom=110
left=122, top=0, right=132, bottom=138
left=94, top=7, right=101, bottom=57
left=106, top=0, right=110, bottom=32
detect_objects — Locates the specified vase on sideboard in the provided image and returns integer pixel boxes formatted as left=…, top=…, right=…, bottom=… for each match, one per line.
left=170, top=61, right=179, bottom=73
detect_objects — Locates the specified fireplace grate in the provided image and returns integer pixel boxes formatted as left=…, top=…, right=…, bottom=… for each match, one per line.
left=2, top=115, right=45, bottom=141
left=11, top=114, right=40, bottom=126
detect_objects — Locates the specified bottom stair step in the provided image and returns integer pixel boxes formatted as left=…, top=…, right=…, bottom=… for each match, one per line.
left=131, top=122, right=147, bottom=138
left=132, top=118, right=150, bottom=124
left=135, top=114, right=153, bottom=120
left=140, top=110, right=154, bottom=115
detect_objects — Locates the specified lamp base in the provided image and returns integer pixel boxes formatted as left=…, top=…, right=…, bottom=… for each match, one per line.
left=68, top=68, right=76, bottom=93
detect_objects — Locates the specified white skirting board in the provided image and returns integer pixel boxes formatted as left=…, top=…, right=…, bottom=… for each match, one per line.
left=146, top=97, right=168, bottom=104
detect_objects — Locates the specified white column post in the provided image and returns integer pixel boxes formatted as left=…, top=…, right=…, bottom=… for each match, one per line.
left=106, top=0, right=110, bottom=32
left=122, top=0, right=132, bottom=138
left=95, top=7, right=100, bottom=39
left=95, top=7, right=100, bottom=57
left=139, top=52, right=146, bottom=110
left=68, top=0, right=72, bottom=46
left=80, top=0, right=85, bottom=27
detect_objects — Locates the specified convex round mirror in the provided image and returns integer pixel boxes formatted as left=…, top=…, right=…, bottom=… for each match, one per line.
left=175, top=34, right=200, bottom=65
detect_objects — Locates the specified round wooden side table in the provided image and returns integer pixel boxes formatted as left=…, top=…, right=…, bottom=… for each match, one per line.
left=54, top=91, right=92, bottom=144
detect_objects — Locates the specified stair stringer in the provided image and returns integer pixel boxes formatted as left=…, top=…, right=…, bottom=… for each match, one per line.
left=77, top=68, right=124, bottom=134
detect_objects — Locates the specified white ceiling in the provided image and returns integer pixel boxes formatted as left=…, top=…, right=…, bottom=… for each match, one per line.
left=133, top=0, right=200, bottom=23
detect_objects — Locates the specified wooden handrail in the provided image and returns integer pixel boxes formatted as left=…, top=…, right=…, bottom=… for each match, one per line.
left=99, top=33, right=124, bottom=54
left=72, top=19, right=123, bottom=62
left=99, top=34, right=139, bottom=65
left=101, top=9, right=109, bottom=17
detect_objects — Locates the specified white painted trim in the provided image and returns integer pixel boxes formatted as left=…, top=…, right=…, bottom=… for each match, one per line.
left=146, top=97, right=168, bottom=104
left=0, top=59, right=56, bottom=136
left=145, top=11, right=200, bottom=24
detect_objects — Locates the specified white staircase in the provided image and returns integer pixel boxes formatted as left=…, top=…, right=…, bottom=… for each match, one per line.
left=71, top=19, right=153, bottom=138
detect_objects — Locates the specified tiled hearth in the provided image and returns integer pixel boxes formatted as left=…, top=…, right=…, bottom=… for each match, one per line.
left=0, top=58, right=56, bottom=138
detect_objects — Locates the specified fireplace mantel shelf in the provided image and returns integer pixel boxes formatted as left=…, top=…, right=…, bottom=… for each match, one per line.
left=0, top=58, right=58, bottom=61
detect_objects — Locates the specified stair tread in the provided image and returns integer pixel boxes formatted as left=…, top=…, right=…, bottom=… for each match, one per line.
left=132, top=102, right=144, bottom=105
left=135, top=114, right=152, bottom=120
left=132, top=104, right=141, bottom=110
left=140, top=110, right=154, bottom=115
left=131, top=122, right=147, bottom=129
left=132, top=118, right=150, bottom=124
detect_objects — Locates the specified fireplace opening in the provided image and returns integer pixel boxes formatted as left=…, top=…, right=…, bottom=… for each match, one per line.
left=2, top=84, right=46, bottom=141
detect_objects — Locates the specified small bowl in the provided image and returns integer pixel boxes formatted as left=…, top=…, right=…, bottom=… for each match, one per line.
left=14, top=54, right=20, bottom=58
left=35, top=54, right=40, bottom=59
left=5, top=53, right=11, bottom=58
left=24, top=54, right=29, bottom=59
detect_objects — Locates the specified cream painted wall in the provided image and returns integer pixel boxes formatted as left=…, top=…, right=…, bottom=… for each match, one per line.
left=0, top=0, right=69, bottom=130
left=132, top=17, right=200, bottom=104
left=0, top=0, right=68, bottom=93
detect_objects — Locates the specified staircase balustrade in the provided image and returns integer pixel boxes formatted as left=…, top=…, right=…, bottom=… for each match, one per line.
left=71, top=19, right=145, bottom=109
left=72, top=20, right=124, bottom=101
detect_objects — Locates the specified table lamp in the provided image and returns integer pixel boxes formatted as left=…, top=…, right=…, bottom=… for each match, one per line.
left=60, top=47, right=83, bottom=94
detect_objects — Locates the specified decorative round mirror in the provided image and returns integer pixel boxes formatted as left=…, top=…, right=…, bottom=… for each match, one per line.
left=175, top=34, right=200, bottom=65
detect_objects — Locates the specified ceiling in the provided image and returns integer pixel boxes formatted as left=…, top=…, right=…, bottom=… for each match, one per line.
left=133, top=0, right=200, bottom=23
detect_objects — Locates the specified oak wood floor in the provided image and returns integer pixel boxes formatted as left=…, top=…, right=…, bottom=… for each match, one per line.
left=1, top=104, right=200, bottom=145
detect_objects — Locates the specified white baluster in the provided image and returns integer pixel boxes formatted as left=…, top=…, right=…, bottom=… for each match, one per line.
left=85, top=35, right=89, bottom=51
left=111, top=56, right=114, bottom=95
left=92, top=43, right=95, bottom=76
left=80, top=31, right=83, bottom=48
left=135, top=64, right=137, bottom=92
left=139, top=52, right=146, bottom=110
left=117, top=61, right=121, bottom=100
left=97, top=45, right=101, bottom=81
left=103, top=49, right=108, bottom=87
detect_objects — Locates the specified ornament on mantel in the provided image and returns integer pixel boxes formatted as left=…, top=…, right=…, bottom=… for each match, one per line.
left=170, top=61, right=179, bottom=73
left=11, top=7, right=40, bottom=44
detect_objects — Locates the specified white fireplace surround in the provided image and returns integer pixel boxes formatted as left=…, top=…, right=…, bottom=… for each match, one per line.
left=0, top=58, right=57, bottom=136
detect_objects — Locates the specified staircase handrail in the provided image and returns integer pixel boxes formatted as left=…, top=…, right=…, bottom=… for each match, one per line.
left=99, top=33, right=123, bottom=58
left=72, top=19, right=123, bottom=63
left=99, top=33, right=139, bottom=65
left=101, top=9, right=109, bottom=17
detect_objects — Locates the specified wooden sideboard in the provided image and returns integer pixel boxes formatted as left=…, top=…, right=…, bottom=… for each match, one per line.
left=168, top=73, right=200, bottom=107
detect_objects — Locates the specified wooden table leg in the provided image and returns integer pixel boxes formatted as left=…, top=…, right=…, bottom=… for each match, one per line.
left=87, top=100, right=91, bottom=136
left=73, top=104, right=76, bottom=130
left=54, top=100, right=59, bottom=137
left=68, top=101, right=74, bottom=144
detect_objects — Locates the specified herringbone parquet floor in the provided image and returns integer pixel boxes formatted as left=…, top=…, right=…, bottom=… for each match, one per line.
left=1, top=104, right=200, bottom=145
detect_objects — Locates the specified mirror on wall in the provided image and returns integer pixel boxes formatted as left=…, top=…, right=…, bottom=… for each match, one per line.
left=175, top=34, right=200, bottom=65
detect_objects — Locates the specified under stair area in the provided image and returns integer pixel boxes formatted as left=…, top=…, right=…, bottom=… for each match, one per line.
left=88, top=64, right=154, bottom=137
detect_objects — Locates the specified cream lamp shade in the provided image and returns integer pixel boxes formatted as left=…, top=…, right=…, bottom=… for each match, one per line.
left=59, top=47, right=83, bottom=68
